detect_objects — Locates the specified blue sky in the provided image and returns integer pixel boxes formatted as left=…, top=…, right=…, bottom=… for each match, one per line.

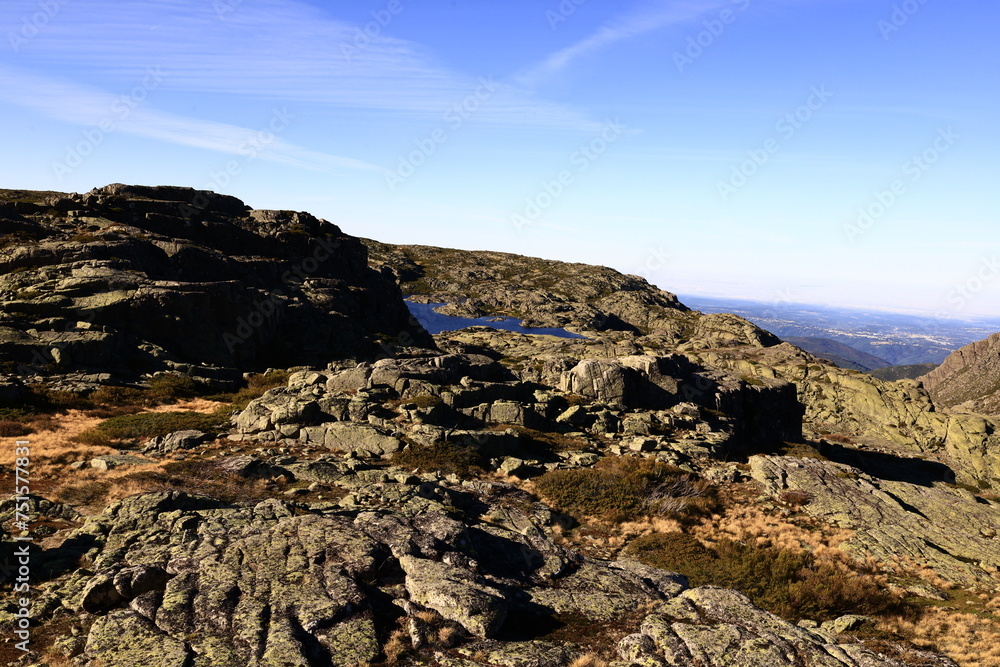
left=2, top=0, right=998, bottom=318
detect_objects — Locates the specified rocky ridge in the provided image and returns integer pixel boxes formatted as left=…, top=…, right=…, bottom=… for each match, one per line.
left=363, top=241, right=780, bottom=350
left=920, top=332, right=1000, bottom=416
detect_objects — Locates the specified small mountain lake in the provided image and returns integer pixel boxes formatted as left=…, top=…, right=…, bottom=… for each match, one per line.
left=405, top=300, right=586, bottom=339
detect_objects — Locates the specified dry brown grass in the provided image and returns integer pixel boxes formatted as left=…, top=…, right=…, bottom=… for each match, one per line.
left=382, top=629, right=410, bottom=665
left=0, top=410, right=111, bottom=468
left=880, top=606, right=1000, bottom=667
left=53, top=458, right=277, bottom=509
left=436, top=624, right=461, bottom=648
left=0, top=399, right=224, bottom=467
left=569, top=655, right=609, bottom=667
left=0, top=398, right=231, bottom=513
left=148, top=398, right=226, bottom=414
left=689, top=503, right=854, bottom=562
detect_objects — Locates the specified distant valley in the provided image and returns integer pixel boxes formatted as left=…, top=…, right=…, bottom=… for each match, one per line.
left=680, top=295, right=1000, bottom=368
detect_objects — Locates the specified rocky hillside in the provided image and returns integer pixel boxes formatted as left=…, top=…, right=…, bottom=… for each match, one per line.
left=366, top=240, right=1000, bottom=488
left=5, top=186, right=1000, bottom=666
left=364, top=241, right=780, bottom=350
left=0, top=185, right=431, bottom=389
left=920, top=333, right=1000, bottom=416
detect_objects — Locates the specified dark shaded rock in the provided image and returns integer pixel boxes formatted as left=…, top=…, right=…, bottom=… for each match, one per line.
left=0, top=184, right=433, bottom=383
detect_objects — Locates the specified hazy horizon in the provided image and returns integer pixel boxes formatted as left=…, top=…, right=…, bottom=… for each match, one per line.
left=2, top=0, right=997, bottom=318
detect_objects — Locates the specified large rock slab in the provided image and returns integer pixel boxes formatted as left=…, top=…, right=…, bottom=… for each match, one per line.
left=399, top=555, right=508, bottom=638
left=750, top=454, right=1000, bottom=587
left=306, top=422, right=402, bottom=456
left=620, top=586, right=956, bottom=667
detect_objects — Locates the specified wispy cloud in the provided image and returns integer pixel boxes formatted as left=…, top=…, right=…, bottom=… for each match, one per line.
left=0, top=65, right=377, bottom=171
left=516, top=0, right=735, bottom=86
left=1, top=0, right=600, bottom=131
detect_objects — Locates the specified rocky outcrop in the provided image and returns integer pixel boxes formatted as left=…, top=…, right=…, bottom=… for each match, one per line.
left=920, top=332, right=1000, bottom=416
left=693, top=343, right=1000, bottom=486
left=364, top=241, right=688, bottom=333
left=0, top=185, right=981, bottom=666
left=751, top=454, right=1000, bottom=588
left=232, top=349, right=800, bottom=455
left=0, top=185, right=431, bottom=385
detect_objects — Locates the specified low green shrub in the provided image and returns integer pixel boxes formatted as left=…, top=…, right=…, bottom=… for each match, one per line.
left=392, top=441, right=485, bottom=477
left=534, top=457, right=718, bottom=523
left=72, top=411, right=226, bottom=447
left=29, top=385, right=94, bottom=412
left=627, top=532, right=904, bottom=622
left=147, top=374, right=202, bottom=400
left=206, top=370, right=291, bottom=412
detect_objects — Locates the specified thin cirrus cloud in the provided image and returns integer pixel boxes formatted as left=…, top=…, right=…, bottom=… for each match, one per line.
left=516, top=0, right=739, bottom=87
left=4, top=0, right=602, bottom=132
left=0, top=65, right=378, bottom=172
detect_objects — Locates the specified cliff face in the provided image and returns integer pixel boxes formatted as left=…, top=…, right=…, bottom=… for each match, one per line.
left=0, top=184, right=431, bottom=385
left=920, top=332, right=1000, bottom=416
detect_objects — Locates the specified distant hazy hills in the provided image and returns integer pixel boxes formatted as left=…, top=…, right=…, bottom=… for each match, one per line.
left=868, top=364, right=939, bottom=382
left=682, top=295, right=999, bottom=366
left=782, top=336, right=890, bottom=371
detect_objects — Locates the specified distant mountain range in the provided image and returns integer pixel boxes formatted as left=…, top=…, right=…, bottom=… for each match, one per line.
left=681, top=295, right=1000, bottom=366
